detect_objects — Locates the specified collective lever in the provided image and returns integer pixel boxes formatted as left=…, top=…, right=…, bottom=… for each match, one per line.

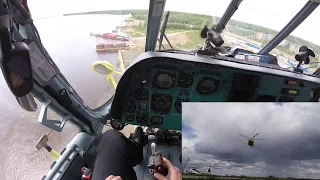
left=148, top=143, right=168, bottom=180
left=151, top=142, right=156, bottom=155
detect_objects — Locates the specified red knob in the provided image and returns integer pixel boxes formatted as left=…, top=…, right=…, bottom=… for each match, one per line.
left=115, top=125, right=119, bottom=129
left=157, top=166, right=162, bottom=172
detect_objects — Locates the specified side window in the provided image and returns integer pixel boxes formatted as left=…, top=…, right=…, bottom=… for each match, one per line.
left=29, top=8, right=148, bottom=109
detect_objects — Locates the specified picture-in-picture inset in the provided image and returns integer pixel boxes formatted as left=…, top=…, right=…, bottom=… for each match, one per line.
left=182, top=103, right=320, bottom=180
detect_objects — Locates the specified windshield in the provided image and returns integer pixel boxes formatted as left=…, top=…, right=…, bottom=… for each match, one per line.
left=183, top=103, right=320, bottom=179
left=28, top=0, right=320, bottom=109
left=160, top=0, right=319, bottom=74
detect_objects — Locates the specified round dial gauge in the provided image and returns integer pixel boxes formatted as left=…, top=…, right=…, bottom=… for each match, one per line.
left=123, top=102, right=136, bottom=113
left=154, top=72, right=175, bottom=89
left=151, top=94, right=172, bottom=115
left=174, top=98, right=188, bottom=114
left=178, top=73, right=193, bottom=88
left=125, top=113, right=135, bottom=122
left=135, top=88, right=148, bottom=101
left=136, top=113, right=148, bottom=124
left=150, top=116, right=164, bottom=125
left=197, top=77, right=219, bottom=94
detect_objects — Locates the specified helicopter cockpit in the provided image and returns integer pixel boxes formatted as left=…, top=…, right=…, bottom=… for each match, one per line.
left=0, top=0, right=320, bottom=179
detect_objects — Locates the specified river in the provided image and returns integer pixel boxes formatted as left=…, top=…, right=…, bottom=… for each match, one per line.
left=0, top=14, right=129, bottom=180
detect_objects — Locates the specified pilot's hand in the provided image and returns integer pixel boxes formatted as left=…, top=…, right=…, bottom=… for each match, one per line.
left=105, top=175, right=123, bottom=180
left=154, top=158, right=182, bottom=180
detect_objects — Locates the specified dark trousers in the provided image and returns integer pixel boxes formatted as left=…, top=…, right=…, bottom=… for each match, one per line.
left=91, top=130, right=143, bottom=180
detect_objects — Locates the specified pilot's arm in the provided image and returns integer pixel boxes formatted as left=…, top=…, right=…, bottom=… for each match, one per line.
left=104, top=158, right=181, bottom=180
left=154, top=158, right=182, bottom=180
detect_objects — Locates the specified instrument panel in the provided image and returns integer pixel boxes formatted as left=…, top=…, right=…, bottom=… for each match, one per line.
left=111, top=52, right=320, bottom=130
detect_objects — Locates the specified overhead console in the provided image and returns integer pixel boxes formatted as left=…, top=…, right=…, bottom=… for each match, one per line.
left=110, top=52, right=320, bottom=130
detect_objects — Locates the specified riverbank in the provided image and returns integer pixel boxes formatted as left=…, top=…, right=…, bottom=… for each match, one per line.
left=64, top=10, right=320, bottom=70
left=120, top=18, right=205, bottom=67
left=120, top=30, right=201, bottom=67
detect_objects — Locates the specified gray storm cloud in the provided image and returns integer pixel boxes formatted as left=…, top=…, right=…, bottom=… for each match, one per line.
left=182, top=103, right=320, bottom=178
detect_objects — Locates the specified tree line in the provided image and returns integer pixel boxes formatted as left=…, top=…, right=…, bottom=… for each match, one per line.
left=64, top=10, right=319, bottom=54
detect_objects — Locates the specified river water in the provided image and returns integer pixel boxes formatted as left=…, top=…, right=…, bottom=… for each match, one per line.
left=0, top=15, right=129, bottom=180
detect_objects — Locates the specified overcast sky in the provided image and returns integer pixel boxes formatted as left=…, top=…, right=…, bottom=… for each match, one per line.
left=27, top=0, right=320, bottom=45
left=182, top=103, right=320, bottom=179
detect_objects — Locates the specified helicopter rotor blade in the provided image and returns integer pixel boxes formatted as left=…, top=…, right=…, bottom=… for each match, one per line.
left=252, top=133, right=259, bottom=138
left=253, top=139, right=266, bottom=140
left=239, top=134, right=250, bottom=139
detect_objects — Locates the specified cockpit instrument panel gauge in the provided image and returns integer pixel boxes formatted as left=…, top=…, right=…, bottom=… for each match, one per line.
left=123, top=102, right=136, bottom=113
left=154, top=72, right=175, bottom=89
left=125, top=113, right=135, bottom=122
left=178, top=73, right=193, bottom=88
left=197, top=77, right=220, bottom=94
left=151, top=93, right=172, bottom=115
left=150, top=115, right=164, bottom=125
left=135, top=88, right=149, bottom=101
left=136, top=112, right=148, bottom=124
left=174, top=98, right=188, bottom=114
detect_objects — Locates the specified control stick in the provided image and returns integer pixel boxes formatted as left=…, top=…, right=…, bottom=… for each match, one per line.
left=148, top=143, right=168, bottom=179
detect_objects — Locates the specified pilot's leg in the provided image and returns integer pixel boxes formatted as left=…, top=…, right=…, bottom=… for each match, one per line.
left=91, top=128, right=143, bottom=180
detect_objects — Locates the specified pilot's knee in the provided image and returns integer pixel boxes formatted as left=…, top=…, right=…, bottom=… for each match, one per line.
left=102, top=129, right=123, bottom=140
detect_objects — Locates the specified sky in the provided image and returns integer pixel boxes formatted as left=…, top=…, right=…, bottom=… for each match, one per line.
left=27, top=0, right=320, bottom=45
left=182, top=103, right=320, bottom=179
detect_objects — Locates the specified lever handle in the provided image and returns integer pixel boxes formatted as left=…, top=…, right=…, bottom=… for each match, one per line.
left=151, top=142, right=156, bottom=155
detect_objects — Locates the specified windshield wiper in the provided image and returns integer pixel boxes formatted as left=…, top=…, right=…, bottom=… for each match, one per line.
left=158, top=11, right=173, bottom=50
left=258, top=1, right=319, bottom=55
left=216, top=0, right=243, bottom=33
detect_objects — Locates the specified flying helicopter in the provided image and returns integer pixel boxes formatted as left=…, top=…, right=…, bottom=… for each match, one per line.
left=0, top=0, right=320, bottom=180
left=239, top=133, right=266, bottom=147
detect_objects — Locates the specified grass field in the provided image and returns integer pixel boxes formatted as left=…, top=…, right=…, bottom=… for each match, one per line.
left=182, top=174, right=310, bottom=180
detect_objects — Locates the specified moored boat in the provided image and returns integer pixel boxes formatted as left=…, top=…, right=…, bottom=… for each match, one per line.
left=96, top=42, right=131, bottom=52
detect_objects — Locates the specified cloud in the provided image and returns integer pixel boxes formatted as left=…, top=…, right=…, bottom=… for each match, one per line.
left=182, top=123, right=198, bottom=139
left=182, top=103, right=320, bottom=179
